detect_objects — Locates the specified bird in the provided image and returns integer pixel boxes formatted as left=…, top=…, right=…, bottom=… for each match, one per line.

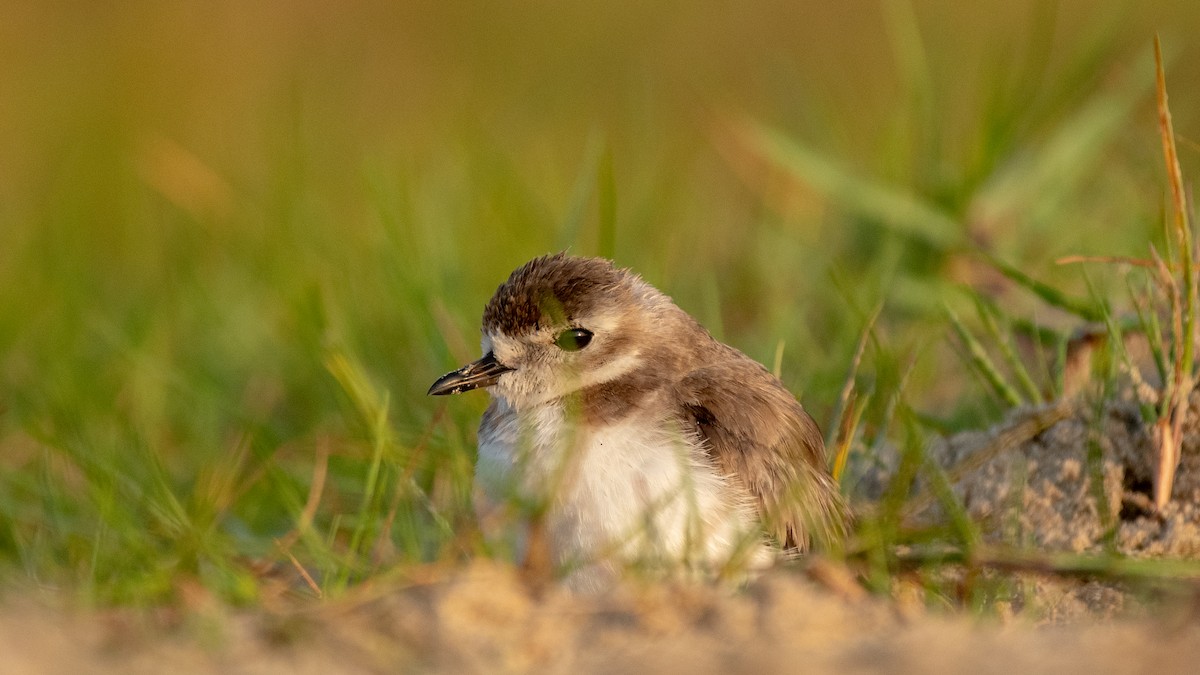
left=429, top=253, right=847, bottom=590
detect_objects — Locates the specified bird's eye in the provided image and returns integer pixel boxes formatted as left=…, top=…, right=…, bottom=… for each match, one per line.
left=554, top=328, right=593, bottom=352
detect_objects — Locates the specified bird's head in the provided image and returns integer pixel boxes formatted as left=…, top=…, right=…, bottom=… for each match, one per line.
left=428, top=253, right=673, bottom=409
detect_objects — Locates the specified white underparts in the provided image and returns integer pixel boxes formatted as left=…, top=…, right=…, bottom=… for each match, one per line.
left=475, top=400, right=773, bottom=591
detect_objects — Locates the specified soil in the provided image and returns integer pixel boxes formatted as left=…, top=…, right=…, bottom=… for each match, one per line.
left=6, top=393, right=1200, bottom=674
left=913, top=392, right=1200, bottom=561
left=4, top=560, right=1200, bottom=675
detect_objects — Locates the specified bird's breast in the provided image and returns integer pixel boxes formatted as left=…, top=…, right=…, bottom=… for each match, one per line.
left=474, top=401, right=770, bottom=586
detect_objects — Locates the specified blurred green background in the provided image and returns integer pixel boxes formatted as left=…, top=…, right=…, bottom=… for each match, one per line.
left=1, top=0, right=1198, bottom=602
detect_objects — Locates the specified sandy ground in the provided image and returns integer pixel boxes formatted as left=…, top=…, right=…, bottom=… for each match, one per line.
left=915, top=395, right=1200, bottom=559
left=6, top=394, right=1200, bottom=674
left=3, top=561, right=1200, bottom=675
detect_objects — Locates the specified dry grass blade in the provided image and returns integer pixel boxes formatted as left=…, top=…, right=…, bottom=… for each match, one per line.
left=894, top=543, right=1200, bottom=582
left=1056, top=254, right=1156, bottom=268
left=1151, top=36, right=1195, bottom=511
left=903, top=401, right=1074, bottom=519
left=278, top=541, right=324, bottom=598
left=828, top=303, right=882, bottom=478
left=276, top=437, right=332, bottom=552
left=831, top=390, right=870, bottom=483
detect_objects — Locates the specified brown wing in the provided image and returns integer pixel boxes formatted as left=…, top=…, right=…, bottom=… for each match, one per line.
left=674, top=356, right=847, bottom=551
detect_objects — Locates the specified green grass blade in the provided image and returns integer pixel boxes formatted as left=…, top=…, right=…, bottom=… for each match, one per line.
left=596, top=145, right=617, bottom=260
left=982, top=253, right=1104, bottom=321
left=746, top=124, right=963, bottom=248
left=946, top=304, right=1024, bottom=407
left=1129, top=271, right=1168, bottom=388
left=326, top=351, right=394, bottom=580
left=556, top=132, right=605, bottom=252
left=879, top=410, right=927, bottom=538
left=920, top=447, right=982, bottom=553
left=978, top=47, right=1155, bottom=224
left=974, top=297, right=1044, bottom=404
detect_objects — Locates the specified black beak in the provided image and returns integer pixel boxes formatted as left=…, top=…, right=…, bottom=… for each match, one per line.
left=427, top=351, right=515, bottom=396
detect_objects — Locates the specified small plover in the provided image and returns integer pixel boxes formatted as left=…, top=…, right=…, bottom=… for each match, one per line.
left=430, top=253, right=846, bottom=589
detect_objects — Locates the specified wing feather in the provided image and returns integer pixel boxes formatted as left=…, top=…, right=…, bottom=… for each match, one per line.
left=674, top=357, right=847, bottom=550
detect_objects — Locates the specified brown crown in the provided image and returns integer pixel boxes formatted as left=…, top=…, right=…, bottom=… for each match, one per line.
left=481, top=253, right=630, bottom=335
